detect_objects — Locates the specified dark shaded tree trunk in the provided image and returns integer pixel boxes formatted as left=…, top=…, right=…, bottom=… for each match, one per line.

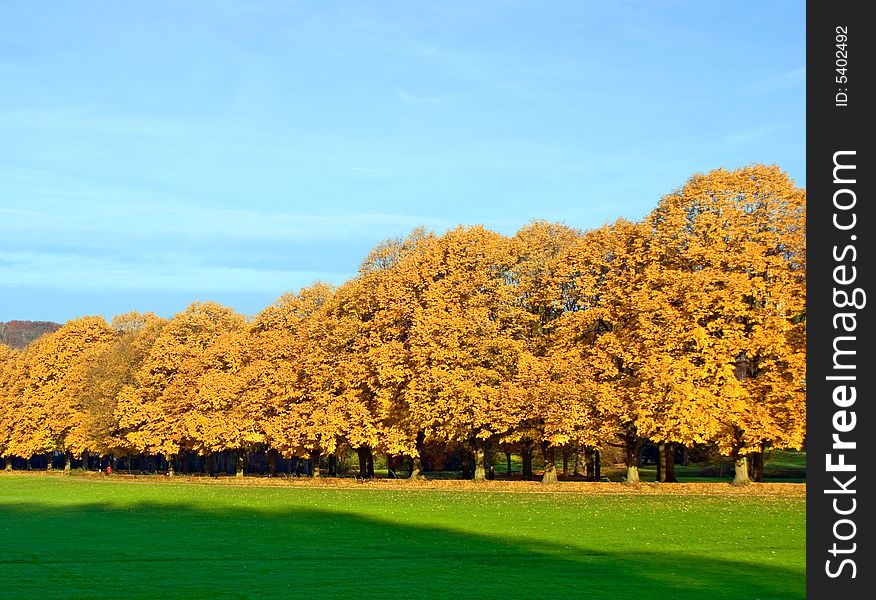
left=410, top=431, right=426, bottom=480
left=64, top=451, right=72, bottom=472
left=167, top=454, right=175, bottom=476
left=561, top=447, right=570, bottom=477
left=750, top=444, right=765, bottom=482
left=267, top=449, right=278, bottom=477
left=663, top=443, right=678, bottom=483
left=472, top=442, right=486, bottom=482
left=541, top=443, right=558, bottom=484
left=521, top=440, right=533, bottom=480
left=732, top=453, right=751, bottom=486
left=4, top=458, right=11, bottom=471
left=46, top=452, right=54, bottom=471
left=460, top=450, right=472, bottom=480
left=328, top=454, right=337, bottom=476
left=594, top=449, right=601, bottom=480
left=505, top=451, right=512, bottom=477
left=82, top=450, right=90, bottom=470
left=357, top=446, right=373, bottom=478
left=309, top=449, right=320, bottom=478
left=357, top=447, right=367, bottom=477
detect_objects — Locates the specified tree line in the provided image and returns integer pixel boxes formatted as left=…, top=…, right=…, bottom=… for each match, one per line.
left=0, top=165, right=805, bottom=485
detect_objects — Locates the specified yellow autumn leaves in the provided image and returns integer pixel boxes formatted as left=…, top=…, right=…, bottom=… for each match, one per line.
left=0, top=165, right=804, bottom=482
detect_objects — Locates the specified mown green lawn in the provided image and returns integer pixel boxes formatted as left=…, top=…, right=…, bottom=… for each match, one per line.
left=0, top=476, right=804, bottom=599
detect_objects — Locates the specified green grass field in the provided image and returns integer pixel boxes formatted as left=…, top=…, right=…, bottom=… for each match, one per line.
left=0, top=476, right=804, bottom=599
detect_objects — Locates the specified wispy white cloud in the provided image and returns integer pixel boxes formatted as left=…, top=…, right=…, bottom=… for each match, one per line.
left=0, top=201, right=447, bottom=243
left=0, top=249, right=349, bottom=293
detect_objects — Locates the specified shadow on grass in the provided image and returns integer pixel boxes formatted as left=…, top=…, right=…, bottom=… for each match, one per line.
left=1, top=501, right=802, bottom=600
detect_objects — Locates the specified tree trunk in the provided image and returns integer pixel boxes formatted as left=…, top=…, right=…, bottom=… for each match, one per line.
left=357, top=446, right=374, bottom=478
left=328, top=454, right=337, bottom=476
left=663, top=443, right=678, bottom=483
left=573, top=450, right=583, bottom=477
left=387, top=455, right=397, bottom=479
left=541, top=443, right=558, bottom=483
left=732, top=454, right=751, bottom=486
left=268, top=449, right=278, bottom=477
left=472, top=443, right=486, bottom=482
left=505, top=451, right=512, bottom=477
left=409, top=455, right=425, bottom=480
left=656, top=443, right=665, bottom=482
left=561, top=447, right=570, bottom=477
left=750, top=449, right=764, bottom=482
left=4, top=458, right=11, bottom=471
left=64, top=451, right=72, bottom=472
left=357, top=447, right=368, bottom=477
left=624, top=442, right=640, bottom=485
left=408, top=430, right=426, bottom=480
left=541, top=443, right=558, bottom=484
left=521, top=441, right=533, bottom=479
left=593, top=449, right=601, bottom=480
left=167, top=454, right=175, bottom=477
left=46, top=452, right=54, bottom=471
left=458, top=450, right=470, bottom=479
left=236, top=451, right=245, bottom=477
left=310, top=449, right=320, bottom=478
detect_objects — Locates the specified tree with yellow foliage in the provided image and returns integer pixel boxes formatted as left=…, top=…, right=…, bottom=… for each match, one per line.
left=12, top=317, right=116, bottom=469
left=405, top=226, right=527, bottom=481
left=116, top=302, right=244, bottom=475
left=550, top=221, right=656, bottom=484
left=68, top=312, right=167, bottom=465
left=309, top=278, right=383, bottom=478
left=647, top=165, right=806, bottom=484
left=0, top=343, right=24, bottom=469
left=351, top=230, right=435, bottom=478
left=501, top=221, right=585, bottom=483
left=253, top=284, right=336, bottom=476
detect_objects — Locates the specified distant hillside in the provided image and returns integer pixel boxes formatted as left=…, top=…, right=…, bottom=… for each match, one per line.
left=0, top=320, right=62, bottom=350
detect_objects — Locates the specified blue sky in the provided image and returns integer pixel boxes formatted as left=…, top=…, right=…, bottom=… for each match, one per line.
left=1, top=1, right=805, bottom=323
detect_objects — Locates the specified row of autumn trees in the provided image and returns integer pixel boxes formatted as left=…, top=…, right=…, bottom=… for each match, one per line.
left=0, top=166, right=805, bottom=485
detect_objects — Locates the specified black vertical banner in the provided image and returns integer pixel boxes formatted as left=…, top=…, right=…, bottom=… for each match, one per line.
left=807, top=1, right=873, bottom=597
